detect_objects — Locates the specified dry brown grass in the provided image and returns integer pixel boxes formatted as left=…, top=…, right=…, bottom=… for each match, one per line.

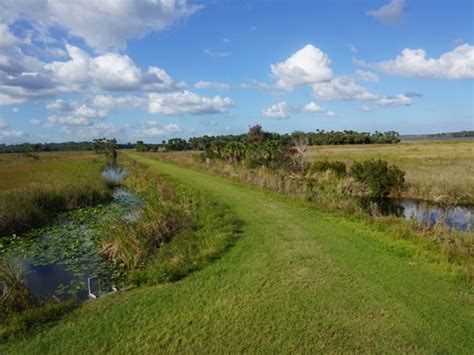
left=308, top=139, right=474, bottom=203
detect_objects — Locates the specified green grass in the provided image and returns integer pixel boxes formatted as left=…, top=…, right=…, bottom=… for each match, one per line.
left=0, top=152, right=112, bottom=236
left=309, top=139, right=474, bottom=203
left=1, top=154, right=472, bottom=353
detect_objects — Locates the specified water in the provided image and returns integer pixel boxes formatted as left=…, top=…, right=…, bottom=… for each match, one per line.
left=359, top=198, right=473, bottom=232
left=0, top=166, right=143, bottom=302
left=102, top=165, right=128, bottom=184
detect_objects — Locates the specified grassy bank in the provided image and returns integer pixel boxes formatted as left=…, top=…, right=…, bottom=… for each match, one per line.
left=1, top=155, right=471, bottom=353
left=101, top=158, right=241, bottom=286
left=139, top=148, right=473, bottom=277
left=0, top=152, right=112, bottom=236
left=309, top=139, right=474, bottom=204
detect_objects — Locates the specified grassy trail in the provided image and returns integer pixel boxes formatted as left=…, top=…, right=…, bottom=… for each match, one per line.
left=2, top=154, right=472, bottom=353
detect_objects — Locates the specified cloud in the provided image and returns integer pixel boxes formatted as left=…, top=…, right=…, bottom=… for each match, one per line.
left=1, top=0, right=201, bottom=50
left=0, top=118, right=8, bottom=128
left=29, top=118, right=41, bottom=125
left=262, top=101, right=289, bottom=119
left=194, top=80, right=230, bottom=90
left=303, top=102, right=325, bottom=113
left=140, top=123, right=182, bottom=137
left=312, top=75, right=415, bottom=107
left=367, top=0, right=405, bottom=24
left=0, top=40, right=184, bottom=105
left=148, top=91, right=234, bottom=115
left=239, top=80, right=274, bottom=90
left=360, top=44, right=474, bottom=79
left=353, top=70, right=379, bottom=82
left=0, top=129, right=25, bottom=140
left=374, top=94, right=414, bottom=107
left=270, top=44, right=333, bottom=90
left=46, top=95, right=145, bottom=126
left=203, top=49, right=231, bottom=58
left=45, top=44, right=184, bottom=92
left=303, top=102, right=336, bottom=117
left=313, top=76, right=378, bottom=101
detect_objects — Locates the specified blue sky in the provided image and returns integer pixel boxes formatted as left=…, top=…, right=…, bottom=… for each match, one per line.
left=0, top=0, right=472, bottom=143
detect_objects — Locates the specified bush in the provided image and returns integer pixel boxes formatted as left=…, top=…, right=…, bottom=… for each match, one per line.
left=0, top=259, right=33, bottom=318
left=310, top=160, right=347, bottom=177
left=350, top=159, right=405, bottom=197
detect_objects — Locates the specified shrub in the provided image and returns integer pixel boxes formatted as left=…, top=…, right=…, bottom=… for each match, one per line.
left=310, top=160, right=347, bottom=177
left=0, top=260, right=33, bottom=318
left=350, top=159, right=405, bottom=197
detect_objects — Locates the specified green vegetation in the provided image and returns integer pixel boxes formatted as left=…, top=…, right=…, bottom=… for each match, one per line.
left=310, top=159, right=347, bottom=177
left=0, top=152, right=112, bottom=236
left=101, top=159, right=240, bottom=285
left=309, top=140, right=474, bottom=203
left=0, top=260, right=32, bottom=317
left=0, top=141, right=135, bottom=154
left=1, top=300, right=77, bottom=342
left=1, top=155, right=471, bottom=353
left=402, top=130, right=474, bottom=140
left=134, top=126, right=401, bottom=153
left=351, top=159, right=405, bottom=197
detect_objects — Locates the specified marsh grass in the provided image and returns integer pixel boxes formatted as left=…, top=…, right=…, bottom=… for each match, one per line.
left=0, top=259, right=32, bottom=318
left=0, top=152, right=112, bottom=236
left=309, top=139, right=474, bottom=203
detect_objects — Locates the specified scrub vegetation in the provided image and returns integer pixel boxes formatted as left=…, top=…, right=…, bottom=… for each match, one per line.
left=309, top=139, right=474, bottom=204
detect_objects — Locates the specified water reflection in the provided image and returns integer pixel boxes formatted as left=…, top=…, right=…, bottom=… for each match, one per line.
left=360, top=198, right=473, bottom=231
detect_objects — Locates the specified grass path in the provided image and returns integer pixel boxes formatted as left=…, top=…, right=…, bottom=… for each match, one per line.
left=2, top=154, right=472, bottom=353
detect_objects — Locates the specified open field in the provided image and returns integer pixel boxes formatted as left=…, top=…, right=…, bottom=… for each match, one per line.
left=309, top=139, right=474, bottom=203
left=0, top=152, right=111, bottom=236
left=0, top=152, right=107, bottom=192
left=1, top=154, right=472, bottom=353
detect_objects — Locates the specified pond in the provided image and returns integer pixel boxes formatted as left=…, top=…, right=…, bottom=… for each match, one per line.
left=0, top=169, right=143, bottom=302
left=359, top=198, right=473, bottom=232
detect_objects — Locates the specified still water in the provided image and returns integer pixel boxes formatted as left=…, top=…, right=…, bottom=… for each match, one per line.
left=359, top=198, right=472, bottom=232
left=1, top=165, right=143, bottom=301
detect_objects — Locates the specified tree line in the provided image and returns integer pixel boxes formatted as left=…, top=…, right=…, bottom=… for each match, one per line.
left=136, top=128, right=401, bottom=153
left=0, top=141, right=135, bottom=154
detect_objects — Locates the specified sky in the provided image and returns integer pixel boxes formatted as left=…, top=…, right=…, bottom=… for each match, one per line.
left=0, top=0, right=472, bottom=144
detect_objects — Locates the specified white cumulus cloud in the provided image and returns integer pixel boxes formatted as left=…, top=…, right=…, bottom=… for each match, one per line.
left=303, top=102, right=326, bottom=113
left=148, top=91, right=234, bottom=115
left=0, top=0, right=201, bottom=50
left=262, top=101, right=289, bottom=119
left=270, top=44, right=333, bottom=90
left=362, top=44, right=474, bottom=79
left=313, top=75, right=416, bottom=108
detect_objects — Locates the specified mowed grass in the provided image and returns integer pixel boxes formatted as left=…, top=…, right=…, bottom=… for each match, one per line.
left=309, top=139, right=474, bottom=202
left=2, top=154, right=472, bottom=353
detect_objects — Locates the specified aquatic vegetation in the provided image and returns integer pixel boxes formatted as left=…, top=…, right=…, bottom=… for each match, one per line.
left=0, top=152, right=113, bottom=237
left=0, top=188, right=143, bottom=301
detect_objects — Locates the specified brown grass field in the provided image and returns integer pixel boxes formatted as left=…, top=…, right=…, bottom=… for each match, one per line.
left=309, top=139, right=474, bottom=203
